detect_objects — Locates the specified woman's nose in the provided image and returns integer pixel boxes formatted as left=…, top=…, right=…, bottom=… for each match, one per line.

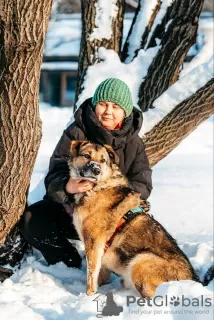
left=105, top=106, right=112, bottom=114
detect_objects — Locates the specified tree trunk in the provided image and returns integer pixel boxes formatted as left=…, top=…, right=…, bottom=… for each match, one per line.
left=0, top=0, right=53, bottom=250
left=137, top=0, right=204, bottom=111
left=143, top=79, right=214, bottom=167
left=74, top=0, right=125, bottom=111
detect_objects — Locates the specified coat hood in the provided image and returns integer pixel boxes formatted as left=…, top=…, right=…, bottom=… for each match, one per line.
left=74, top=98, right=143, bottom=149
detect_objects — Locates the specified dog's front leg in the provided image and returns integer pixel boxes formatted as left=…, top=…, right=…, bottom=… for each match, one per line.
left=84, top=236, right=105, bottom=296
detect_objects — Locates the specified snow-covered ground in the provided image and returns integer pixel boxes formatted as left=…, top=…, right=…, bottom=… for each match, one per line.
left=0, top=106, right=213, bottom=320
left=0, top=6, right=213, bottom=320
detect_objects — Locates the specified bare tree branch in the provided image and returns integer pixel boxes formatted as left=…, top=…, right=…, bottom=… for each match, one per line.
left=144, top=79, right=214, bottom=167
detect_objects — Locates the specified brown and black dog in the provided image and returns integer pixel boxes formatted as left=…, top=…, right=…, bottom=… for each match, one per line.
left=68, top=140, right=199, bottom=297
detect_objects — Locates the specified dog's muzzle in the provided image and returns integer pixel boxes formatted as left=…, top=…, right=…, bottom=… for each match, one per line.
left=80, top=161, right=101, bottom=178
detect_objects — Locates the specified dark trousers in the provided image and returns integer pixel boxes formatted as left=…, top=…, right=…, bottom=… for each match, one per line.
left=18, top=199, right=82, bottom=268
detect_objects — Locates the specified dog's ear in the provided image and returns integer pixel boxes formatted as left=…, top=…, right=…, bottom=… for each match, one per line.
left=104, top=144, right=119, bottom=165
left=70, top=140, right=88, bottom=156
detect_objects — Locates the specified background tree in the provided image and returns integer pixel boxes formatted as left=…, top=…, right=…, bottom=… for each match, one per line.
left=0, top=0, right=53, bottom=272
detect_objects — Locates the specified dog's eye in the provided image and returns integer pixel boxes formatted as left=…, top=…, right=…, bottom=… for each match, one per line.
left=83, top=154, right=91, bottom=159
left=100, top=158, right=105, bottom=163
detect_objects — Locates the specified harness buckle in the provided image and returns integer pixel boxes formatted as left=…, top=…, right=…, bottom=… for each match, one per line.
left=123, top=206, right=144, bottom=222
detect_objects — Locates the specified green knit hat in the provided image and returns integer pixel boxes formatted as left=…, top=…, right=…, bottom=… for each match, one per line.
left=92, top=78, right=133, bottom=118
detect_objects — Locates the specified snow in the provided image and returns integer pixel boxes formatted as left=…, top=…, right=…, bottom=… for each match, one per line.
left=125, top=0, right=158, bottom=63
left=89, top=0, right=119, bottom=41
left=126, top=0, right=138, bottom=9
left=150, top=119, right=213, bottom=244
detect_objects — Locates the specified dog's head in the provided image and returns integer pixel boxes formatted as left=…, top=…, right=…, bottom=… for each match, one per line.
left=68, top=140, right=119, bottom=183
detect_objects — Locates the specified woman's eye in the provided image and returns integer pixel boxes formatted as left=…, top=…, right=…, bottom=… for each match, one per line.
left=83, top=154, right=91, bottom=159
left=100, top=158, right=105, bottom=163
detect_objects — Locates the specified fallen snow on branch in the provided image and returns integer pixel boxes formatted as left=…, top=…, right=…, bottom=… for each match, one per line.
left=145, top=0, right=174, bottom=49
left=89, top=0, right=119, bottom=41
left=139, top=57, right=214, bottom=136
left=125, top=0, right=138, bottom=8
left=181, top=19, right=214, bottom=77
left=77, top=46, right=159, bottom=108
left=125, top=0, right=158, bottom=63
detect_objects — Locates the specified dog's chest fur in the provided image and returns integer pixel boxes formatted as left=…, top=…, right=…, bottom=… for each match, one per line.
left=72, top=186, right=138, bottom=243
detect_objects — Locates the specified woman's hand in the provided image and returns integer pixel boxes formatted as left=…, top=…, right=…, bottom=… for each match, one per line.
left=65, top=177, right=95, bottom=194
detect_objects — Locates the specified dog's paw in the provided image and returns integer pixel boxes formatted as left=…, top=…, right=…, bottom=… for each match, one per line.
left=86, top=287, right=97, bottom=296
left=140, top=199, right=151, bottom=213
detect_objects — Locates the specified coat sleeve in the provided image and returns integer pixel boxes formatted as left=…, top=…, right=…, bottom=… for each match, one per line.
left=44, top=127, right=80, bottom=204
left=126, top=139, right=153, bottom=200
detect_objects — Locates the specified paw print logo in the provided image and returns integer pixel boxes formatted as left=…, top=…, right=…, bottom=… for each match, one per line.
left=170, top=296, right=180, bottom=307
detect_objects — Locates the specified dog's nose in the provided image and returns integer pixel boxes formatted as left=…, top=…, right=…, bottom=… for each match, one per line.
left=89, top=161, right=101, bottom=176
left=91, top=167, right=100, bottom=175
left=80, top=169, right=85, bottom=177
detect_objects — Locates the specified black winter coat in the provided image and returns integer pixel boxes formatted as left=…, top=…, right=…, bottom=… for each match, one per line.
left=44, top=98, right=152, bottom=203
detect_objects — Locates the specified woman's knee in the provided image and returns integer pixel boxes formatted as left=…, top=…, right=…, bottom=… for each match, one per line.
left=20, top=210, right=32, bottom=226
left=18, top=200, right=56, bottom=239
left=18, top=207, right=38, bottom=243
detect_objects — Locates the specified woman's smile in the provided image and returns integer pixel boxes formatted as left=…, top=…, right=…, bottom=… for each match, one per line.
left=102, top=116, right=113, bottom=120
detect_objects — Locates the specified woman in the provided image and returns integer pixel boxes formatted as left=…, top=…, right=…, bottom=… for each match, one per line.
left=19, top=78, right=152, bottom=268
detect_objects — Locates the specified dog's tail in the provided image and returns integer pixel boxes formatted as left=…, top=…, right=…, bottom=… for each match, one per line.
left=202, top=265, right=214, bottom=286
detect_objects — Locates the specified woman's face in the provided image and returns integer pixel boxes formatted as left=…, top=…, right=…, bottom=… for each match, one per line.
left=95, top=101, right=125, bottom=130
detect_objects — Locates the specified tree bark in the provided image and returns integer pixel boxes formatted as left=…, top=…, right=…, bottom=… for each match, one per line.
left=137, top=0, right=204, bottom=111
left=74, top=0, right=125, bottom=111
left=0, top=0, right=53, bottom=246
left=143, top=79, right=214, bottom=167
